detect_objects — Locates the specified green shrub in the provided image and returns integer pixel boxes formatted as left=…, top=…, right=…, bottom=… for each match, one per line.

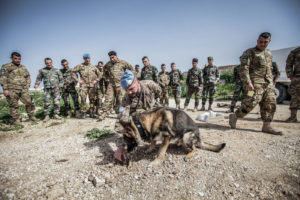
left=220, top=71, right=234, bottom=83
left=85, top=128, right=115, bottom=140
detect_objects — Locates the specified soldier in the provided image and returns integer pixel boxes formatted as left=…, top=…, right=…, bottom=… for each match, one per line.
left=60, top=59, right=80, bottom=118
left=226, top=59, right=245, bottom=113
left=98, top=51, right=133, bottom=121
left=72, top=54, right=101, bottom=119
left=140, top=56, right=158, bottom=82
left=134, top=64, right=141, bottom=80
left=0, top=52, right=37, bottom=124
left=34, top=57, right=63, bottom=122
left=158, top=64, right=170, bottom=106
left=272, top=61, right=280, bottom=84
left=184, top=58, right=203, bottom=112
left=200, top=56, right=219, bottom=111
left=285, top=47, right=300, bottom=122
left=169, top=62, right=184, bottom=109
left=229, top=32, right=282, bottom=135
left=95, top=61, right=107, bottom=116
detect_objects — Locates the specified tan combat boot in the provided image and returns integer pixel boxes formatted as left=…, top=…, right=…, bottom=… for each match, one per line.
left=53, top=114, right=62, bottom=120
left=13, top=119, right=22, bottom=125
left=43, top=115, right=50, bottom=122
left=29, top=115, right=37, bottom=121
left=193, top=106, right=198, bottom=112
left=176, top=104, right=180, bottom=110
left=67, top=111, right=72, bottom=119
left=75, top=110, right=81, bottom=118
left=183, top=106, right=187, bottom=111
left=229, top=113, right=237, bottom=129
left=200, top=105, right=205, bottom=111
left=208, top=104, right=213, bottom=111
left=262, top=122, right=283, bottom=135
left=98, top=112, right=107, bottom=121
left=285, top=110, right=298, bottom=123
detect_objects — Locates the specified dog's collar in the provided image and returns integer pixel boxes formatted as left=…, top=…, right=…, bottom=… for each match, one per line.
left=132, top=117, right=147, bottom=140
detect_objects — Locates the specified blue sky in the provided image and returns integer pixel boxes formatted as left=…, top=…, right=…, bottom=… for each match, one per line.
left=1, top=0, right=300, bottom=88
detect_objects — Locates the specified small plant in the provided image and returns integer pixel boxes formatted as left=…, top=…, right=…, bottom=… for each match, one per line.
left=0, top=124, right=24, bottom=132
left=85, top=128, right=115, bottom=140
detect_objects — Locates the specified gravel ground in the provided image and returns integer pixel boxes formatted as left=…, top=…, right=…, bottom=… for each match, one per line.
left=0, top=100, right=299, bottom=200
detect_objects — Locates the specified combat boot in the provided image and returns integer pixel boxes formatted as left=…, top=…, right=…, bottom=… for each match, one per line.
left=183, top=106, right=187, bottom=111
left=208, top=104, right=213, bottom=111
left=29, top=115, right=37, bottom=121
left=262, top=122, right=283, bottom=135
left=98, top=112, right=107, bottom=121
left=285, top=110, right=298, bottom=123
left=81, top=113, right=86, bottom=119
left=75, top=110, right=81, bottom=118
left=67, top=111, right=72, bottom=118
left=90, top=112, right=95, bottom=118
left=13, top=119, right=22, bottom=125
left=229, top=113, right=237, bottom=129
left=226, top=106, right=234, bottom=113
left=43, top=115, right=50, bottom=122
left=200, top=105, right=205, bottom=111
left=193, top=106, right=198, bottom=112
left=53, top=114, right=62, bottom=120
left=176, top=104, right=180, bottom=110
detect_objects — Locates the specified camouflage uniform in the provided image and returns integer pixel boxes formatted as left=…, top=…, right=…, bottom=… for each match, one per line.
left=95, top=68, right=108, bottom=115
left=169, top=69, right=184, bottom=108
left=60, top=68, right=79, bottom=113
left=272, top=62, right=280, bottom=82
left=202, top=65, right=219, bottom=108
left=135, top=71, right=141, bottom=80
left=0, top=63, right=35, bottom=120
left=72, top=63, right=101, bottom=114
left=286, top=47, right=300, bottom=122
left=158, top=71, right=170, bottom=106
left=141, top=65, right=158, bottom=82
left=35, top=67, right=63, bottom=116
left=100, top=59, right=133, bottom=118
left=184, top=67, right=203, bottom=110
left=230, top=65, right=245, bottom=110
left=235, top=46, right=276, bottom=122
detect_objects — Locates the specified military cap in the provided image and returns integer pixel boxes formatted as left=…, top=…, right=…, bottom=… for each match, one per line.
left=83, top=53, right=90, bottom=58
left=192, top=58, right=198, bottom=62
left=121, top=69, right=135, bottom=89
left=108, top=51, right=117, bottom=56
left=208, top=56, right=214, bottom=60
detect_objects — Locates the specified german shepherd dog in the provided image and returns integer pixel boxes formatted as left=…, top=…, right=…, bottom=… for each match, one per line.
left=120, top=107, right=226, bottom=165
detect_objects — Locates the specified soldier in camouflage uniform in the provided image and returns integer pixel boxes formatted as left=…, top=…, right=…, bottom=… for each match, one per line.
left=72, top=54, right=101, bottom=119
left=285, top=47, right=300, bottom=122
left=184, top=58, right=203, bottom=112
left=98, top=51, right=133, bottom=121
left=34, top=58, right=63, bottom=122
left=0, top=52, right=37, bottom=124
left=60, top=59, right=80, bottom=118
left=169, top=62, right=184, bottom=109
left=134, top=64, right=141, bottom=80
left=141, top=56, right=158, bottom=82
left=200, top=56, right=219, bottom=111
left=226, top=59, right=246, bottom=113
left=95, top=61, right=108, bottom=116
left=229, top=32, right=282, bottom=135
left=272, top=61, right=280, bottom=84
left=158, top=64, right=170, bottom=106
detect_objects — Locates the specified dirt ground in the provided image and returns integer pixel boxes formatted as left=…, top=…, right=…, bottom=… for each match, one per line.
left=0, top=100, right=299, bottom=200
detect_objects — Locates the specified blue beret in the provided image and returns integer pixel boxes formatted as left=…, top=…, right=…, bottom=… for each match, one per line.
left=83, top=53, right=90, bottom=58
left=121, top=70, right=135, bottom=89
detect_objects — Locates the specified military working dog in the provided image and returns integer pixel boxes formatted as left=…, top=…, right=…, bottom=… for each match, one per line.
left=120, top=107, right=226, bottom=165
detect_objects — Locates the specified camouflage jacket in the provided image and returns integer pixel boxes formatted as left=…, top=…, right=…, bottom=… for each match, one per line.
left=103, top=59, right=133, bottom=87
left=141, top=65, right=158, bottom=82
left=95, top=69, right=108, bottom=93
left=158, top=71, right=170, bottom=90
left=186, top=67, right=203, bottom=87
left=169, top=69, right=183, bottom=88
left=119, top=80, right=161, bottom=121
left=60, top=68, right=77, bottom=89
left=286, top=47, right=300, bottom=78
left=271, top=62, right=280, bottom=81
left=202, top=65, right=219, bottom=85
left=35, top=67, right=63, bottom=89
left=233, top=65, right=242, bottom=84
left=0, top=63, right=31, bottom=90
left=72, top=63, right=101, bottom=88
left=239, top=46, right=273, bottom=85
left=134, top=71, right=141, bottom=80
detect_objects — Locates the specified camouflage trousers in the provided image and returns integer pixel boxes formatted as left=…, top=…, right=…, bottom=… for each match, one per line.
left=95, top=90, right=105, bottom=115
left=230, top=84, right=245, bottom=108
left=172, top=85, right=182, bottom=105
left=102, top=84, right=124, bottom=114
left=235, top=83, right=276, bottom=122
left=184, top=87, right=201, bottom=108
left=160, top=88, right=169, bottom=106
left=288, top=77, right=300, bottom=111
left=5, top=89, right=35, bottom=120
left=44, top=87, right=60, bottom=115
left=79, top=86, right=96, bottom=113
left=62, top=88, right=79, bottom=111
left=202, top=84, right=216, bottom=105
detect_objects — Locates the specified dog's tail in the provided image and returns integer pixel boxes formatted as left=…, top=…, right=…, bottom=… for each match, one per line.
left=196, top=141, right=226, bottom=152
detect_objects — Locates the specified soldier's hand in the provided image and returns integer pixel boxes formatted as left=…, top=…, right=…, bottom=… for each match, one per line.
left=34, top=85, right=39, bottom=89
left=288, top=75, right=293, bottom=81
left=3, top=90, right=10, bottom=97
left=198, top=86, right=202, bottom=90
left=79, top=80, right=84, bottom=84
left=93, top=80, right=97, bottom=85
left=246, top=83, right=254, bottom=91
